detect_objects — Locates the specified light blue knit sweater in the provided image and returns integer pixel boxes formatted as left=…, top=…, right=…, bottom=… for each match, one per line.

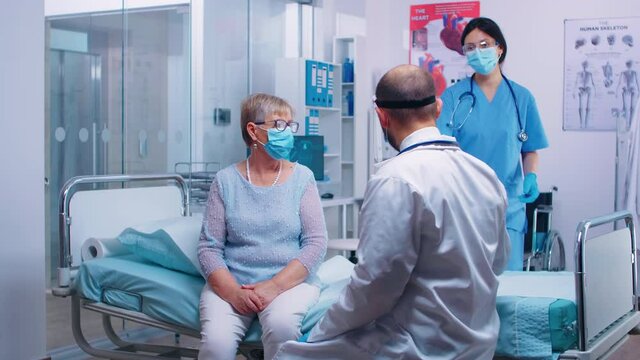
left=198, top=163, right=327, bottom=286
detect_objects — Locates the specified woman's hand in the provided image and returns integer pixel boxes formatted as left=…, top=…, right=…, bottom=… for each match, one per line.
left=228, top=288, right=264, bottom=315
left=241, top=280, right=282, bottom=309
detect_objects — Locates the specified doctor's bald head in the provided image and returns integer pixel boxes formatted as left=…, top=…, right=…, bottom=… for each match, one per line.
left=374, top=64, right=441, bottom=124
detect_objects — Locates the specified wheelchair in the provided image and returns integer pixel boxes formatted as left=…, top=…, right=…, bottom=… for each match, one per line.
left=523, top=188, right=566, bottom=271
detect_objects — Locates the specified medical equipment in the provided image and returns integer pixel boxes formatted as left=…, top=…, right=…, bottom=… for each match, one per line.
left=290, top=135, right=324, bottom=181
left=447, top=74, right=528, bottom=142
left=524, top=188, right=566, bottom=271
left=614, top=97, right=639, bottom=234
left=51, top=174, right=640, bottom=359
left=174, top=162, right=219, bottom=205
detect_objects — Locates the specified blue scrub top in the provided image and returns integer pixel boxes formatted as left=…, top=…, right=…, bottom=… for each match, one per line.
left=436, top=76, right=549, bottom=233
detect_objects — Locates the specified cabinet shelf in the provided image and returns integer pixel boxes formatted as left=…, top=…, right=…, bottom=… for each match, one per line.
left=334, top=35, right=366, bottom=200
left=276, top=57, right=343, bottom=197
left=306, top=106, right=341, bottom=112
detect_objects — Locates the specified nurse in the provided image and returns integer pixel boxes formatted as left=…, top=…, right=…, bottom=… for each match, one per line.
left=437, top=17, right=549, bottom=271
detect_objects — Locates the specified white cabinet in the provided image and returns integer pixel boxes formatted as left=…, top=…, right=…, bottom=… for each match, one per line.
left=333, top=36, right=367, bottom=198
left=275, top=51, right=366, bottom=240
left=275, top=57, right=344, bottom=196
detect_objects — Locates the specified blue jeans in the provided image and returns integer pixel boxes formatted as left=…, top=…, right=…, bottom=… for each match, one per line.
left=506, top=229, right=524, bottom=271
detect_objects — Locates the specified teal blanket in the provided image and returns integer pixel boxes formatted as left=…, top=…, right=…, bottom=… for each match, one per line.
left=496, top=296, right=577, bottom=359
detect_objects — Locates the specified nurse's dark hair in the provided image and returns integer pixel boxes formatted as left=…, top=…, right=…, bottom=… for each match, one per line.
left=375, top=65, right=438, bottom=122
left=461, top=17, right=507, bottom=64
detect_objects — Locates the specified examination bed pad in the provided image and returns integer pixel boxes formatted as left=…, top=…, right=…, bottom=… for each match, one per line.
left=495, top=271, right=577, bottom=357
left=76, top=254, right=353, bottom=340
left=77, top=257, right=578, bottom=354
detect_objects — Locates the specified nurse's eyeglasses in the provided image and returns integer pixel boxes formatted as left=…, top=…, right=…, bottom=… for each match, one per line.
left=253, top=119, right=299, bottom=133
left=462, top=40, right=499, bottom=54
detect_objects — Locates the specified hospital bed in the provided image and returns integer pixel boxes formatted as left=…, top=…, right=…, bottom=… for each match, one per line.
left=496, top=211, right=639, bottom=359
left=51, top=174, right=640, bottom=359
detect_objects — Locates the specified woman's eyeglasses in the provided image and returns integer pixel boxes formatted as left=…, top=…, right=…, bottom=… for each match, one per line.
left=254, top=119, right=299, bottom=133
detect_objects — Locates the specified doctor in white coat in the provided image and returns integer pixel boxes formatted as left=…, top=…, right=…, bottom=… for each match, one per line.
left=275, top=64, right=510, bottom=360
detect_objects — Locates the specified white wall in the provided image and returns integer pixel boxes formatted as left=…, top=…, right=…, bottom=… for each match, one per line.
left=364, top=0, right=640, bottom=270
left=0, top=1, right=47, bottom=359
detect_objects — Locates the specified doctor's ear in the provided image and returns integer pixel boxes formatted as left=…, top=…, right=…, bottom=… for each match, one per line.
left=435, top=98, right=443, bottom=119
left=376, top=107, right=389, bottom=129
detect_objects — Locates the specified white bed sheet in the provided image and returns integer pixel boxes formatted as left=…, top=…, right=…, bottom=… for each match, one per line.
left=497, top=271, right=575, bottom=302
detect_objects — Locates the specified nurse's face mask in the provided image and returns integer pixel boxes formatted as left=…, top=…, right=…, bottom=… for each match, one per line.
left=463, top=40, right=500, bottom=75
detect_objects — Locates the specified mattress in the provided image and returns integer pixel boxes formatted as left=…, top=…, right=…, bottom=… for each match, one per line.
left=77, top=254, right=204, bottom=330
left=76, top=254, right=351, bottom=341
left=495, top=271, right=578, bottom=357
left=77, top=257, right=578, bottom=355
left=498, top=270, right=576, bottom=301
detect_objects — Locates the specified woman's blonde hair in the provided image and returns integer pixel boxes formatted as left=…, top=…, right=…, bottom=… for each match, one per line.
left=240, top=93, right=294, bottom=146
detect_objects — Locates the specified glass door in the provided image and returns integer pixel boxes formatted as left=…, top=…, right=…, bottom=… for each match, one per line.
left=47, top=48, right=105, bottom=284
left=45, top=4, right=192, bottom=286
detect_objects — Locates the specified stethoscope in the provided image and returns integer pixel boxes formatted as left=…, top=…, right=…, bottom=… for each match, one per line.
left=447, top=73, right=528, bottom=142
left=397, top=140, right=459, bottom=155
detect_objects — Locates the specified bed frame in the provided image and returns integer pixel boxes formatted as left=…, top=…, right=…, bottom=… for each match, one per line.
left=51, top=174, right=640, bottom=360
left=559, top=211, right=640, bottom=359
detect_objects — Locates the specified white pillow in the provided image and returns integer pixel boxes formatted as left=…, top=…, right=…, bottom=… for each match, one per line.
left=315, top=255, right=355, bottom=286
left=118, top=214, right=203, bottom=276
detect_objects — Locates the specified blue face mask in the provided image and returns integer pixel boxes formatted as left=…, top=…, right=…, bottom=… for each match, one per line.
left=257, top=128, right=294, bottom=160
left=466, top=47, right=498, bottom=75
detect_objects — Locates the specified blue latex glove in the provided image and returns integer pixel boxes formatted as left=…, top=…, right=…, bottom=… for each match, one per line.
left=519, top=172, right=539, bottom=203
left=297, top=332, right=310, bottom=343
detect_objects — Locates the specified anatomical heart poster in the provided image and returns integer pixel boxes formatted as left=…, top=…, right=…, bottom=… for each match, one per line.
left=563, top=17, right=640, bottom=131
left=409, top=1, right=480, bottom=96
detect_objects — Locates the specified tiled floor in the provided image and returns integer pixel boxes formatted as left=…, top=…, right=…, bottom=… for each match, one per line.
left=47, top=293, right=640, bottom=359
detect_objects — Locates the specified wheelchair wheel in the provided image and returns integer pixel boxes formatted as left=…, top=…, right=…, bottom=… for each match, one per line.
left=543, top=230, right=565, bottom=271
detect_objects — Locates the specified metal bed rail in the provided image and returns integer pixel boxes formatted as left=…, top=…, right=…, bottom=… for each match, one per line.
left=53, top=174, right=189, bottom=296
left=71, top=295, right=199, bottom=360
left=574, top=210, right=638, bottom=352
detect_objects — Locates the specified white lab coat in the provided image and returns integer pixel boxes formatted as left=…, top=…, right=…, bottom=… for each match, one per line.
left=275, top=127, right=510, bottom=360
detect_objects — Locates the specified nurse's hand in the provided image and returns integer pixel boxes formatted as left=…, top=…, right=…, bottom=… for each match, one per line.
left=519, top=173, right=540, bottom=203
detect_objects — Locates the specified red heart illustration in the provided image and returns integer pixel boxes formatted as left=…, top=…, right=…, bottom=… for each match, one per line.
left=440, top=13, right=467, bottom=56
left=419, top=53, right=447, bottom=96
left=432, top=66, right=447, bottom=96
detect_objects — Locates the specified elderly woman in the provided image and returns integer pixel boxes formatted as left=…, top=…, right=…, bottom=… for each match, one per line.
left=197, top=93, right=328, bottom=360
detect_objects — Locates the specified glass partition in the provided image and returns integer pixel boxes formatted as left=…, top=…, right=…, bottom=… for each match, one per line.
left=44, top=2, right=193, bottom=351
left=189, top=0, right=249, bottom=208
left=45, top=2, right=191, bottom=286
left=122, top=4, right=191, bottom=175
